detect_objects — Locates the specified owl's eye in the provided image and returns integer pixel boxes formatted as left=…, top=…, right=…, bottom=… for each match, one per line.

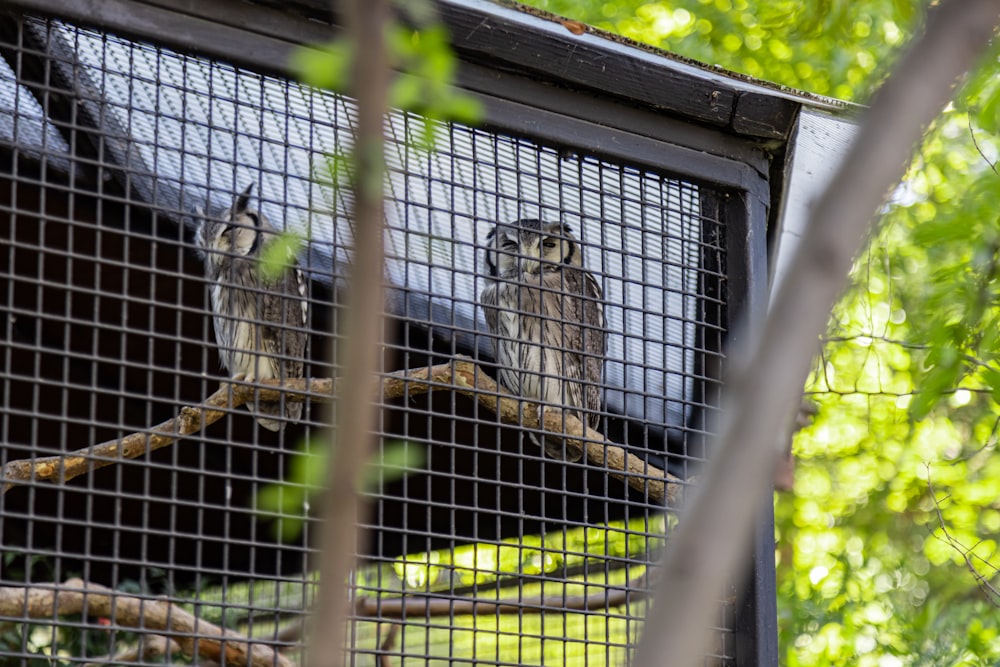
left=501, top=240, right=518, bottom=250
left=542, top=239, right=557, bottom=250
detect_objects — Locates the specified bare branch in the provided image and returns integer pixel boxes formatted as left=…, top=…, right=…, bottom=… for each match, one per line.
left=83, top=634, right=183, bottom=667
left=1, top=360, right=684, bottom=504
left=968, top=113, right=1000, bottom=177
left=633, top=2, right=1000, bottom=665
left=307, top=0, right=417, bottom=661
left=0, top=579, right=292, bottom=667
left=354, top=571, right=648, bottom=618
left=927, top=468, right=1000, bottom=606
left=377, top=623, right=399, bottom=667
left=0, top=381, right=253, bottom=493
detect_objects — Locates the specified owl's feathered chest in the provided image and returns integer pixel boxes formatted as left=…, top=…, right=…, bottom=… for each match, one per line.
left=481, top=266, right=605, bottom=416
left=491, top=270, right=569, bottom=338
left=207, top=259, right=263, bottom=374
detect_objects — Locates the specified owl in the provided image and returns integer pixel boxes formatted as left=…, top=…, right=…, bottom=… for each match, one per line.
left=480, top=218, right=607, bottom=461
left=196, top=184, right=308, bottom=431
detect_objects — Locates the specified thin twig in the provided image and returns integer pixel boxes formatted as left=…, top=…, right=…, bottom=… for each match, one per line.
left=1, top=360, right=684, bottom=504
left=926, top=467, right=1000, bottom=605
left=0, top=579, right=292, bottom=667
left=968, top=113, right=1000, bottom=177
left=307, top=0, right=399, bottom=662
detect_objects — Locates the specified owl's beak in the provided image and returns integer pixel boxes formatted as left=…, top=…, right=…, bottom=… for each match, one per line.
left=519, top=243, right=541, bottom=274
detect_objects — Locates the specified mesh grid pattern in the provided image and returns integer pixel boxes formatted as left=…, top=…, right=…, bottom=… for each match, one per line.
left=0, top=11, right=736, bottom=666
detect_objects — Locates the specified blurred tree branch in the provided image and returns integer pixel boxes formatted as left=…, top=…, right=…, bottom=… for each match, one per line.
left=633, top=1, right=1000, bottom=665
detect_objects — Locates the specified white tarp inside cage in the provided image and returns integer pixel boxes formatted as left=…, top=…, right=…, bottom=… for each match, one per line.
left=0, top=20, right=713, bottom=438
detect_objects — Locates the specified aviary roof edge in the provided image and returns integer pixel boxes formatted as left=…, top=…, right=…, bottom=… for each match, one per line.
left=483, top=0, right=861, bottom=112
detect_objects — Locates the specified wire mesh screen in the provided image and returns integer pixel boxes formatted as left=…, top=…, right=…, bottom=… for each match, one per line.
left=0, top=10, right=737, bottom=666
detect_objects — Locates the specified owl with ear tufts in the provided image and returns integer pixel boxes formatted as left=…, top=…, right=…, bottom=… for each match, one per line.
left=480, top=218, right=607, bottom=461
left=196, top=184, right=308, bottom=432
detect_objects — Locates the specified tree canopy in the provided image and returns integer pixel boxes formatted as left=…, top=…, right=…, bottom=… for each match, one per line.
left=519, top=0, right=1000, bottom=664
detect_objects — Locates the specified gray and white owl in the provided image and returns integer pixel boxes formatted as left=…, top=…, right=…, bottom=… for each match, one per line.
left=196, top=184, right=308, bottom=431
left=480, top=218, right=607, bottom=461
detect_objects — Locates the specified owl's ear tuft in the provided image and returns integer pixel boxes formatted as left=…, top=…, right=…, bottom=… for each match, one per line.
left=235, top=183, right=254, bottom=215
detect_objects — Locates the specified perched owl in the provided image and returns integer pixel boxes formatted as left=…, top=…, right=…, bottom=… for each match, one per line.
left=480, top=218, right=607, bottom=461
left=196, top=184, right=308, bottom=431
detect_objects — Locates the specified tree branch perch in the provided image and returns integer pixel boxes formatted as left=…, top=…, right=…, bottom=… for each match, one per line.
left=0, top=578, right=292, bottom=667
left=354, top=571, right=649, bottom=617
left=1, top=359, right=684, bottom=504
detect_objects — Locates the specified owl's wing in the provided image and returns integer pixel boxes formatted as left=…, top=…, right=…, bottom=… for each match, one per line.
left=480, top=281, right=499, bottom=334
left=259, top=265, right=309, bottom=423
left=582, top=271, right=606, bottom=343
left=558, top=269, right=606, bottom=355
left=556, top=268, right=606, bottom=429
left=582, top=271, right=606, bottom=429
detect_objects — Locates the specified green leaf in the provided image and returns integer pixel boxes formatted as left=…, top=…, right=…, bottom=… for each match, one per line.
left=361, top=440, right=426, bottom=490
left=290, top=40, right=353, bottom=91
left=258, top=231, right=303, bottom=281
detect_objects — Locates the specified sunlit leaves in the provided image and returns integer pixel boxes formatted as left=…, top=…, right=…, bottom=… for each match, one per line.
left=526, top=0, right=917, bottom=101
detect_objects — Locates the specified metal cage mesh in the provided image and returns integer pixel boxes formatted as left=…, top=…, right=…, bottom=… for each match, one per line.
left=0, top=10, right=735, bottom=666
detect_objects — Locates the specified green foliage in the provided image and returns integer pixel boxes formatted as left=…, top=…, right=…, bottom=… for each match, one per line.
left=518, top=0, right=1000, bottom=664
left=256, top=439, right=426, bottom=541
left=524, top=0, right=923, bottom=101
left=294, top=21, right=482, bottom=163
left=258, top=230, right=303, bottom=281
left=291, top=13, right=483, bottom=133
left=172, top=515, right=660, bottom=663
left=357, top=517, right=666, bottom=665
